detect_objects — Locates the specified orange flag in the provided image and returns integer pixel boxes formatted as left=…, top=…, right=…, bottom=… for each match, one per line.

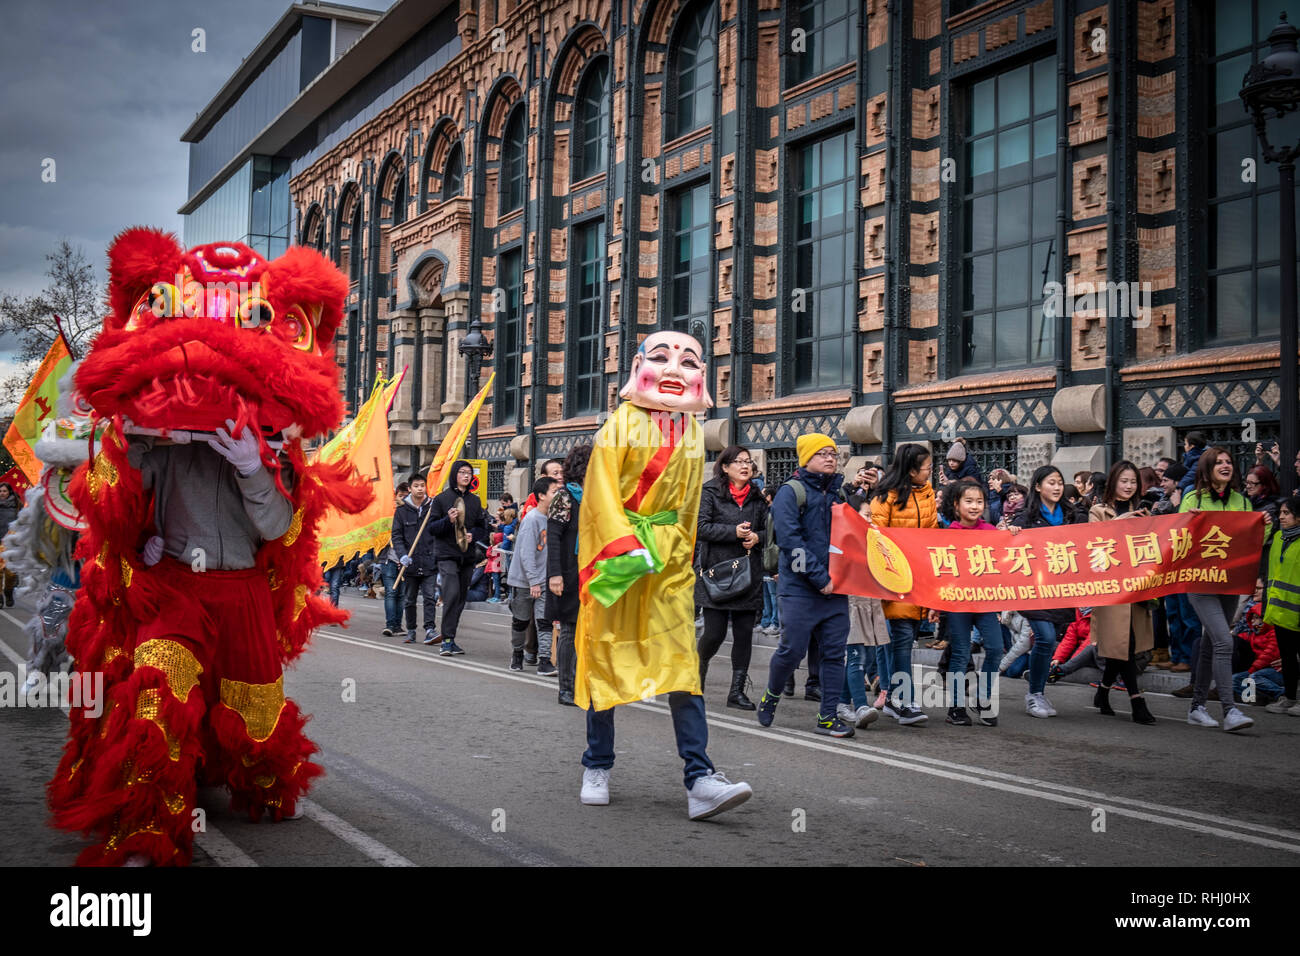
left=425, top=372, right=495, bottom=492
left=313, top=373, right=403, bottom=568
left=4, top=334, right=73, bottom=484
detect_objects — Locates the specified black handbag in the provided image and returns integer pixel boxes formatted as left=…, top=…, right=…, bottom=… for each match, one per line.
left=700, top=548, right=753, bottom=603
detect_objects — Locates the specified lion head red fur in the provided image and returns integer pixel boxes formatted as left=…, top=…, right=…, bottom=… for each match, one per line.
left=77, top=227, right=349, bottom=439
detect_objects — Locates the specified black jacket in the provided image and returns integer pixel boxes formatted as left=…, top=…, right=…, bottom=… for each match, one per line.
left=427, top=458, right=489, bottom=565
left=0, top=484, right=20, bottom=537
left=546, top=483, right=581, bottom=625
left=694, top=476, right=768, bottom=611
left=390, top=494, right=438, bottom=576
left=1012, top=502, right=1085, bottom=625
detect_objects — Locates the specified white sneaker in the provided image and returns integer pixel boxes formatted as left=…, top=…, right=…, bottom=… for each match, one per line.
left=1288, top=700, right=1300, bottom=717
left=1264, top=696, right=1294, bottom=714
left=1187, top=705, right=1219, bottom=728
left=854, top=705, right=880, bottom=728
left=1024, top=692, right=1053, bottom=718
left=687, top=771, right=753, bottom=820
left=580, top=768, right=610, bottom=805
left=836, top=703, right=855, bottom=722
left=1222, top=707, right=1254, bottom=733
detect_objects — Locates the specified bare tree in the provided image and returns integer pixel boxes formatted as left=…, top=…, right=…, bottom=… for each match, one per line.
left=0, top=240, right=103, bottom=409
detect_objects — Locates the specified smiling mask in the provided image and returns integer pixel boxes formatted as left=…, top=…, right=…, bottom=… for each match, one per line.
left=618, top=331, right=714, bottom=413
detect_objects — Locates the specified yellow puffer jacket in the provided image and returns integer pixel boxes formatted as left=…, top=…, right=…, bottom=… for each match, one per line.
left=869, top=482, right=937, bottom=620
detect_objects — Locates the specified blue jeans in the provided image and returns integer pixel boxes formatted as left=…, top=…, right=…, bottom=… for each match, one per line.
left=1163, top=593, right=1198, bottom=665
left=487, top=572, right=501, bottom=599
left=1004, top=652, right=1030, bottom=679
left=886, top=618, right=919, bottom=707
left=381, top=561, right=404, bottom=630
left=324, top=564, right=344, bottom=607
left=766, top=590, right=849, bottom=717
left=947, top=611, right=1005, bottom=707
left=841, top=645, right=871, bottom=710
left=760, top=578, right=780, bottom=628
left=1026, top=619, right=1061, bottom=694
left=582, top=692, right=713, bottom=788
left=1233, top=667, right=1284, bottom=702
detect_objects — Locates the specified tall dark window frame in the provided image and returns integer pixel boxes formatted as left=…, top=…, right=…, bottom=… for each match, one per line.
left=495, top=247, right=525, bottom=426
left=570, top=218, right=606, bottom=415
left=574, top=58, right=610, bottom=181
left=1205, top=0, right=1297, bottom=346
left=959, top=56, right=1058, bottom=372
left=666, top=181, right=711, bottom=340
left=669, top=2, right=716, bottom=140
left=302, top=207, right=325, bottom=250
left=442, top=142, right=464, bottom=202
left=500, top=107, right=527, bottom=215
left=789, top=0, right=858, bottom=85
left=789, top=127, right=856, bottom=390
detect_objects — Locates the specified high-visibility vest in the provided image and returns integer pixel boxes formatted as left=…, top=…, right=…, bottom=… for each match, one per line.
left=1264, top=533, right=1300, bottom=633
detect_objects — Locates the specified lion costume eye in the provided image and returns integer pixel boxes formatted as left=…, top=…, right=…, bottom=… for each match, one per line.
left=280, top=305, right=317, bottom=352
left=239, top=296, right=275, bottom=330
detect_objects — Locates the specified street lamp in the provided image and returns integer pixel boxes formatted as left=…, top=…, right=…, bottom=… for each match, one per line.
left=1241, top=12, right=1300, bottom=495
left=458, top=311, right=493, bottom=457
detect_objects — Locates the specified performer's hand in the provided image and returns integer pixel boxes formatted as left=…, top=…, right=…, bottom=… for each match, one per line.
left=142, top=535, right=164, bottom=567
left=530, top=583, right=542, bottom=598
left=1006, top=524, right=1021, bottom=536
left=400, top=554, right=413, bottom=567
left=548, top=575, right=563, bottom=596
left=448, top=506, right=461, bottom=522
left=210, top=419, right=263, bottom=476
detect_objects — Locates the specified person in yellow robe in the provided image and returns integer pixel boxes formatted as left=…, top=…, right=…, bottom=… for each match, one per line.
left=576, top=331, right=753, bottom=820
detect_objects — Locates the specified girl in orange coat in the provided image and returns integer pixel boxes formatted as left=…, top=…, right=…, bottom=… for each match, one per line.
left=867, top=443, right=938, bottom=726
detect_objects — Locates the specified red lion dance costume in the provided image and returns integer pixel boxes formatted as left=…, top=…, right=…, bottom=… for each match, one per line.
left=48, top=228, right=371, bottom=865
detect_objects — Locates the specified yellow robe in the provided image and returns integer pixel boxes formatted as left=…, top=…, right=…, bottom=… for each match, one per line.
left=575, top=403, right=704, bottom=711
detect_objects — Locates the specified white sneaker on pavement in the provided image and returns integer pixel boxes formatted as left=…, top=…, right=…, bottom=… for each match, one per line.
left=1264, top=696, right=1293, bottom=714
left=836, top=703, right=855, bottom=722
left=687, top=771, right=753, bottom=820
left=1024, top=692, right=1053, bottom=718
left=1187, top=705, right=1219, bottom=728
left=854, top=705, right=879, bottom=728
left=1222, top=707, right=1254, bottom=733
left=580, top=768, right=610, bottom=806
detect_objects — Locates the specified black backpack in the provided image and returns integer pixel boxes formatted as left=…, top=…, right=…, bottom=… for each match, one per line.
left=762, top=479, right=806, bottom=573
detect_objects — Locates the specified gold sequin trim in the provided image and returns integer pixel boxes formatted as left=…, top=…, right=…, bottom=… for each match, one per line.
left=253, top=773, right=276, bottom=788
left=95, top=543, right=109, bottom=569
left=102, top=646, right=123, bottom=665
left=120, top=557, right=133, bottom=588
left=135, top=688, right=181, bottom=760
left=219, top=676, right=285, bottom=742
left=133, top=640, right=203, bottom=701
left=267, top=568, right=280, bottom=591
left=86, top=453, right=119, bottom=500
left=282, top=508, right=304, bottom=547
left=68, top=757, right=84, bottom=780
left=162, top=792, right=186, bottom=815
left=292, top=585, right=307, bottom=620
left=105, top=823, right=165, bottom=852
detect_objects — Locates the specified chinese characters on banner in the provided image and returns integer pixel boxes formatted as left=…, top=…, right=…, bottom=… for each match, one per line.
left=829, top=505, right=1264, bottom=612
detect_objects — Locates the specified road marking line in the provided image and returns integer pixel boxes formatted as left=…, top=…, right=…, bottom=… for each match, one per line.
left=298, top=798, right=416, bottom=866
left=194, top=826, right=258, bottom=867
left=314, top=629, right=1300, bottom=854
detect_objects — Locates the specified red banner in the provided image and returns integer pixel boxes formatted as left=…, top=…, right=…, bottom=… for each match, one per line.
left=829, top=504, right=1264, bottom=612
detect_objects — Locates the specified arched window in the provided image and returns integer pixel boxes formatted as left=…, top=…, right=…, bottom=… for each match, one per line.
left=336, top=186, right=363, bottom=282
left=348, top=203, right=363, bottom=281
left=574, top=59, right=610, bottom=180
left=670, top=3, right=716, bottom=140
left=301, top=206, right=325, bottom=250
left=500, top=107, right=527, bottom=214
left=392, top=170, right=408, bottom=226
left=443, top=142, right=464, bottom=201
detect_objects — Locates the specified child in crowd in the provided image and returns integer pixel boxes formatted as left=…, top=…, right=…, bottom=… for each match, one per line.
left=485, top=532, right=505, bottom=603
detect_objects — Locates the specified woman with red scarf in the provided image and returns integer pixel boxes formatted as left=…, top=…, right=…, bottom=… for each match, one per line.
left=694, top=444, right=768, bottom=710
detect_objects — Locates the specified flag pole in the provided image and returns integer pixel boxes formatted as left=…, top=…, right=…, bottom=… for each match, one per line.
left=52, top=314, right=77, bottom=361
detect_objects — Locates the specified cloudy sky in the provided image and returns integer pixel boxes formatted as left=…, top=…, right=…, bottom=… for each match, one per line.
left=0, top=0, right=392, bottom=405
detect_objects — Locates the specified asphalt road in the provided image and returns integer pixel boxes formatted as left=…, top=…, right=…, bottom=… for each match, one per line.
left=3, top=589, right=1299, bottom=867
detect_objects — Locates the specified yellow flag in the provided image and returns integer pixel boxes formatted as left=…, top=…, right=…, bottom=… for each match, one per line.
left=4, top=335, right=73, bottom=484
left=314, top=374, right=402, bottom=568
left=425, top=372, right=495, bottom=492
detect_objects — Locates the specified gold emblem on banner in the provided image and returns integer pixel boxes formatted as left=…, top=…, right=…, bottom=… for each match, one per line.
left=866, top=527, right=913, bottom=598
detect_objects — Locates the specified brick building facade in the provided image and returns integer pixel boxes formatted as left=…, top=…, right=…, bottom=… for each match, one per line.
left=271, top=0, right=1290, bottom=499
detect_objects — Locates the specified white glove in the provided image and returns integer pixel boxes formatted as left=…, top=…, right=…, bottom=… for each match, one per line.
left=143, top=535, right=164, bottom=566
left=400, top=554, right=413, bottom=567
left=209, top=418, right=263, bottom=476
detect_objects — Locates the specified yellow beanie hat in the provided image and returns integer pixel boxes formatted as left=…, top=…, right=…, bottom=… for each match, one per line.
left=797, top=433, right=836, bottom=467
